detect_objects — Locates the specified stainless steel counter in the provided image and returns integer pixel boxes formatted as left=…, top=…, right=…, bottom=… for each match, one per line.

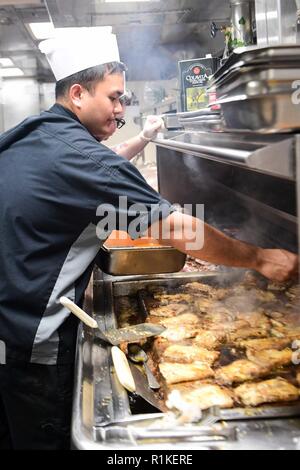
left=154, top=131, right=296, bottom=181
left=71, top=272, right=300, bottom=451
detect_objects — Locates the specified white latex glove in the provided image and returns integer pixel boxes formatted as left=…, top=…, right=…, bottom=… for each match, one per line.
left=140, top=115, right=165, bottom=142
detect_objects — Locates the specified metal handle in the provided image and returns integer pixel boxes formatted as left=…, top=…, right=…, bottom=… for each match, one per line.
left=144, top=363, right=161, bottom=390
left=154, top=137, right=250, bottom=163
left=60, top=297, right=98, bottom=329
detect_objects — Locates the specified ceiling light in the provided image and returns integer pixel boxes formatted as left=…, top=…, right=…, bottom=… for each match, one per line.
left=0, top=68, right=24, bottom=77
left=28, top=22, right=55, bottom=40
left=0, top=58, right=14, bottom=67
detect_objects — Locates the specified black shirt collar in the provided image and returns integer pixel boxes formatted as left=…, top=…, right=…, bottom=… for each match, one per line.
left=49, top=103, right=81, bottom=124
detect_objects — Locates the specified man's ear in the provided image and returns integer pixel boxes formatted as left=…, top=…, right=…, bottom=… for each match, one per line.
left=69, top=84, right=85, bottom=108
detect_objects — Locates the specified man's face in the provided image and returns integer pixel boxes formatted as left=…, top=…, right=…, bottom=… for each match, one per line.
left=77, top=72, right=125, bottom=141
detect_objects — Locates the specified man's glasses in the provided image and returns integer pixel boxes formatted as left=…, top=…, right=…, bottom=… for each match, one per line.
left=115, top=118, right=126, bottom=129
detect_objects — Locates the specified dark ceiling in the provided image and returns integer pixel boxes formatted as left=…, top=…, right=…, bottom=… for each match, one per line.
left=0, top=0, right=231, bottom=81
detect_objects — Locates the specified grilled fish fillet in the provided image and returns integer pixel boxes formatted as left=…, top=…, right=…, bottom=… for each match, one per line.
left=152, top=293, right=193, bottom=305
left=162, top=344, right=219, bottom=365
left=194, top=329, right=226, bottom=350
left=246, top=348, right=293, bottom=369
left=159, top=313, right=200, bottom=328
left=227, top=326, right=269, bottom=343
left=239, top=337, right=292, bottom=351
left=149, top=304, right=189, bottom=317
left=159, top=362, right=214, bottom=385
left=184, top=282, right=216, bottom=294
left=160, top=325, right=199, bottom=342
left=235, top=378, right=300, bottom=407
left=169, top=382, right=234, bottom=410
left=215, top=359, right=268, bottom=385
left=235, top=311, right=270, bottom=329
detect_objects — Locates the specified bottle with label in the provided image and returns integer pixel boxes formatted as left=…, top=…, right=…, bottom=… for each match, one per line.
left=178, top=55, right=220, bottom=112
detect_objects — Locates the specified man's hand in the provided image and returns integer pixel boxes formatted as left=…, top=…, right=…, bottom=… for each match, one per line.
left=140, top=115, right=165, bottom=141
left=256, top=248, right=299, bottom=282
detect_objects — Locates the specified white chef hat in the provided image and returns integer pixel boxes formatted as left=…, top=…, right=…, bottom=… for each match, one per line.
left=39, top=27, right=120, bottom=82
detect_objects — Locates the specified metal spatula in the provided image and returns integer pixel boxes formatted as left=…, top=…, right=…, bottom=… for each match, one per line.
left=60, top=297, right=165, bottom=345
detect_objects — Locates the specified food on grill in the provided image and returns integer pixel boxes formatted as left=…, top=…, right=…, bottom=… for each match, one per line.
left=152, top=293, right=193, bottom=304
left=149, top=304, right=189, bottom=317
left=246, top=348, right=293, bottom=369
left=239, top=337, right=292, bottom=351
left=159, top=362, right=214, bottom=385
left=271, top=325, right=300, bottom=341
left=160, top=325, right=199, bottom=342
left=235, top=378, right=300, bottom=407
left=158, top=313, right=201, bottom=327
left=236, top=311, right=270, bottom=329
left=162, top=344, right=219, bottom=365
left=215, top=359, right=268, bottom=385
left=286, top=285, right=300, bottom=300
left=169, top=382, right=234, bottom=409
left=185, top=282, right=229, bottom=300
left=194, top=329, right=226, bottom=350
left=116, top=274, right=300, bottom=410
left=227, top=326, right=270, bottom=343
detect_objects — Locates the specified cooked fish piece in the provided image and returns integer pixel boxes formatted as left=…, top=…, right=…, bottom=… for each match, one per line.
left=235, top=378, right=300, bottom=407
left=204, top=305, right=236, bottom=324
left=152, top=337, right=170, bottom=356
left=149, top=303, right=190, bottom=318
left=169, top=382, right=234, bottom=409
left=159, top=362, right=214, bottom=385
left=264, top=310, right=285, bottom=320
left=286, top=285, right=300, bottom=301
left=215, top=359, right=268, bottom=385
left=254, top=290, right=276, bottom=303
left=159, top=313, right=201, bottom=328
left=194, top=329, right=226, bottom=350
left=162, top=344, right=219, bottom=365
left=228, top=326, right=269, bottom=343
left=210, top=320, right=250, bottom=332
left=160, top=324, right=199, bottom=342
left=239, top=337, right=292, bottom=351
left=184, top=282, right=216, bottom=295
left=267, top=281, right=289, bottom=292
left=153, top=293, right=193, bottom=305
left=236, top=311, right=270, bottom=329
left=246, top=348, right=293, bottom=368
left=184, top=283, right=229, bottom=300
left=271, top=325, right=300, bottom=340
left=194, top=298, right=215, bottom=312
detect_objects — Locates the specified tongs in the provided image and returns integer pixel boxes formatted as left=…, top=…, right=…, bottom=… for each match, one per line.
left=60, top=297, right=165, bottom=346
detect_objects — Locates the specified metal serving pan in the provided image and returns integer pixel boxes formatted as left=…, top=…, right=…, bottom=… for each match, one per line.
left=161, top=113, right=183, bottom=130
left=216, top=92, right=300, bottom=133
left=177, top=108, right=221, bottom=119
left=213, top=45, right=300, bottom=82
left=213, top=66, right=300, bottom=99
left=96, top=245, right=186, bottom=276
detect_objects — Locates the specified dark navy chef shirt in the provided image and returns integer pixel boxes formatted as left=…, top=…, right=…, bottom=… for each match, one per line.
left=0, top=104, right=174, bottom=364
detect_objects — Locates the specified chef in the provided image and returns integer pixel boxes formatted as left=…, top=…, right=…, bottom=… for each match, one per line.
left=0, top=27, right=297, bottom=450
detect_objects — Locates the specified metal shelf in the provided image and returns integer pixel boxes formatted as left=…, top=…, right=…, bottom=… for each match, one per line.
left=154, top=131, right=296, bottom=180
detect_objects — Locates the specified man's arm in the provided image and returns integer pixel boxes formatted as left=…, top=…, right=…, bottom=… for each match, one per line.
left=111, top=115, right=164, bottom=161
left=111, top=134, right=149, bottom=161
left=146, top=211, right=298, bottom=282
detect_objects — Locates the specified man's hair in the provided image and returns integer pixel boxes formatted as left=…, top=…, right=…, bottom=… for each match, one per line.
left=55, top=61, right=127, bottom=100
